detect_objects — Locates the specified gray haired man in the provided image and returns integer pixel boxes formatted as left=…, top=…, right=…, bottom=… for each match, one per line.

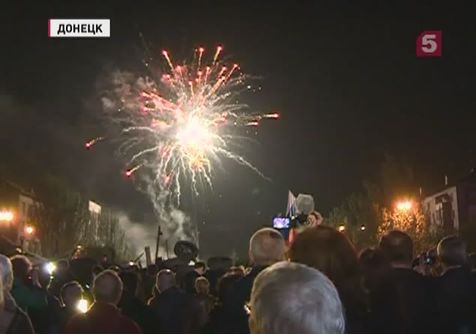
left=248, top=261, right=345, bottom=334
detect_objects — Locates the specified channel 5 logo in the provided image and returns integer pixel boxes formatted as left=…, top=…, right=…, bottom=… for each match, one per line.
left=416, top=31, right=442, bottom=57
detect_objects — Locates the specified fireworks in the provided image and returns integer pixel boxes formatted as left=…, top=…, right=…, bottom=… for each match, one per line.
left=85, top=136, right=104, bottom=149
left=93, top=45, right=278, bottom=200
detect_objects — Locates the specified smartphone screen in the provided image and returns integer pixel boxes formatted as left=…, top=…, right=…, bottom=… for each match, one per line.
left=273, top=217, right=290, bottom=229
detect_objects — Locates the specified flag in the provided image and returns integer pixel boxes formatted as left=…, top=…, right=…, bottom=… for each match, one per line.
left=286, top=191, right=297, bottom=245
left=286, top=191, right=297, bottom=217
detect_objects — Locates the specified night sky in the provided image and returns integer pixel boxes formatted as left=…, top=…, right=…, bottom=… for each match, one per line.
left=1, top=1, right=475, bottom=258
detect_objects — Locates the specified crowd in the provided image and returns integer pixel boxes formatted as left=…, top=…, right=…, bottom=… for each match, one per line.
left=0, top=225, right=476, bottom=334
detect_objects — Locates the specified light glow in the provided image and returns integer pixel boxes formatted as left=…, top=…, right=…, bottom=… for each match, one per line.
left=25, top=225, right=35, bottom=235
left=0, top=211, right=14, bottom=222
left=77, top=299, right=89, bottom=313
left=396, top=200, right=413, bottom=212
left=45, top=262, right=57, bottom=275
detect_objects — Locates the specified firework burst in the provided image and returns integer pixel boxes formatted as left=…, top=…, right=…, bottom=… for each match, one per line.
left=94, top=45, right=278, bottom=201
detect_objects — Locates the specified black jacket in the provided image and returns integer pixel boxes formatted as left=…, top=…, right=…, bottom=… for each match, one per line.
left=431, top=267, right=476, bottom=333
left=227, top=266, right=267, bottom=334
left=149, top=287, right=201, bottom=334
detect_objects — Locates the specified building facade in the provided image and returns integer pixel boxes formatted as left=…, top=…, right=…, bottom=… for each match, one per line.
left=0, top=179, right=40, bottom=252
left=423, top=171, right=476, bottom=232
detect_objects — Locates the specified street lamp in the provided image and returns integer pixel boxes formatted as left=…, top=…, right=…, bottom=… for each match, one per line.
left=24, top=225, right=35, bottom=236
left=338, top=225, right=346, bottom=232
left=360, top=224, right=366, bottom=231
left=0, top=211, right=14, bottom=222
left=395, top=200, right=413, bottom=212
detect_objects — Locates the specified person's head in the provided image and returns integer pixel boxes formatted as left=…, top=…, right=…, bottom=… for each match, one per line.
left=437, top=235, right=467, bottom=267
left=119, top=271, right=138, bottom=295
left=156, top=269, right=176, bottom=293
left=249, top=262, right=345, bottom=334
left=217, top=273, right=241, bottom=304
left=229, top=265, right=245, bottom=277
left=10, top=255, right=32, bottom=281
left=0, top=255, right=14, bottom=292
left=379, top=230, right=414, bottom=267
left=195, top=276, right=210, bottom=295
left=60, top=281, right=83, bottom=308
left=359, top=247, right=389, bottom=274
left=92, top=270, right=123, bottom=305
left=358, top=247, right=391, bottom=289
left=194, top=261, right=206, bottom=275
left=288, top=226, right=359, bottom=290
left=249, top=228, right=286, bottom=266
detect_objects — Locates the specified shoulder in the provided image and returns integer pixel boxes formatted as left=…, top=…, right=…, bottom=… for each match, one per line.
left=64, top=313, right=88, bottom=332
left=235, top=272, right=256, bottom=291
left=8, top=308, right=35, bottom=334
left=120, top=315, right=142, bottom=334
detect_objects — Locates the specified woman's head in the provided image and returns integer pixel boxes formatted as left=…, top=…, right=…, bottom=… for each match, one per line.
left=288, top=226, right=359, bottom=289
left=195, top=276, right=210, bottom=295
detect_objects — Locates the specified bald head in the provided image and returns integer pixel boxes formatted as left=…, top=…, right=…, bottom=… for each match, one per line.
left=249, top=228, right=286, bottom=266
left=156, top=269, right=176, bottom=293
left=379, top=230, right=413, bottom=266
left=438, top=235, right=467, bottom=266
left=92, top=270, right=123, bottom=305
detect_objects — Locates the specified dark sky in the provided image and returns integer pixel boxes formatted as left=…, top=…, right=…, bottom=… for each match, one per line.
left=1, top=1, right=476, bottom=258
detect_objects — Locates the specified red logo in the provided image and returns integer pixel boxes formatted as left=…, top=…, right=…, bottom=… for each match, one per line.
left=416, top=31, right=442, bottom=57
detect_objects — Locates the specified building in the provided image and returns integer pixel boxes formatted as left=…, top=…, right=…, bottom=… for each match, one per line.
left=423, top=170, right=476, bottom=232
left=0, top=178, right=40, bottom=253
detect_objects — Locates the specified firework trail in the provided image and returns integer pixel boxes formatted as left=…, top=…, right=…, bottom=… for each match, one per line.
left=84, top=136, right=104, bottom=149
left=95, top=45, right=278, bottom=203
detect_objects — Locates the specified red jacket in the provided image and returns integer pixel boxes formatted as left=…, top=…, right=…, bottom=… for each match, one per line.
left=64, top=302, right=142, bottom=334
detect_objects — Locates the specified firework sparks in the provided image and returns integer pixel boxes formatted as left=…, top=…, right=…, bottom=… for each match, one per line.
left=85, top=137, right=104, bottom=149
left=100, top=45, right=278, bottom=200
left=125, top=164, right=142, bottom=177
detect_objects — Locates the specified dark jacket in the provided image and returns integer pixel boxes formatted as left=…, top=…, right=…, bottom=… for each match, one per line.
left=390, top=268, right=432, bottom=333
left=0, top=291, right=35, bottom=334
left=203, top=303, right=241, bottom=334
left=183, top=271, right=200, bottom=295
left=55, top=306, right=78, bottom=334
left=119, top=290, right=155, bottom=334
left=431, top=267, right=476, bottom=333
left=64, top=302, right=142, bottom=334
left=148, top=286, right=201, bottom=334
left=232, top=266, right=266, bottom=308
left=227, top=266, right=267, bottom=334
left=11, top=278, right=48, bottom=313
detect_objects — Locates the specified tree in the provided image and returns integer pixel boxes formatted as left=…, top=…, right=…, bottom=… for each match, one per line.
left=327, top=154, right=435, bottom=251
left=33, top=175, right=90, bottom=257
left=327, top=192, right=380, bottom=249
left=96, top=209, right=135, bottom=262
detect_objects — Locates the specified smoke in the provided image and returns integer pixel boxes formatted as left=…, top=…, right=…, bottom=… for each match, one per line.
left=116, top=207, right=196, bottom=260
left=140, top=173, right=198, bottom=256
left=116, top=213, right=158, bottom=256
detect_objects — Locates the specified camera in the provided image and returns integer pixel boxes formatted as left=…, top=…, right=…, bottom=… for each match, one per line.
left=422, top=253, right=436, bottom=266
left=290, top=213, right=309, bottom=228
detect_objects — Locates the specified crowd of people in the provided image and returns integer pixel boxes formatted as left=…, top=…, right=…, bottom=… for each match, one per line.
left=1, top=225, right=476, bottom=334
